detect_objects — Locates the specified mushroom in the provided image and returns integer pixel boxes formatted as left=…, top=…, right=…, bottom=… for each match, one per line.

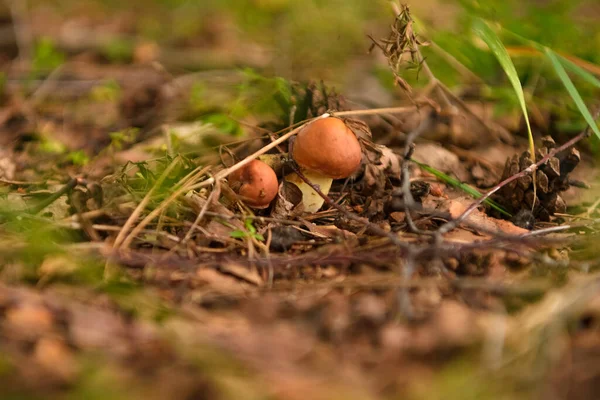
left=228, top=159, right=278, bottom=209
left=285, top=117, right=362, bottom=212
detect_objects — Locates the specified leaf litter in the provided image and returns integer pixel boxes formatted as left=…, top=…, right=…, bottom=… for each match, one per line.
left=0, top=2, right=599, bottom=400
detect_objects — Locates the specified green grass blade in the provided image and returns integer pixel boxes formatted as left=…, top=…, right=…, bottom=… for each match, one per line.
left=503, top=29, right=600, bottom=89
left=411, top=159, right=512, bottom=218
left=559, top=55, right=600, bottom=89
left=545, top=48, right=600, bottom=139
left=504, top=28, right=600, bottom=97
left=472, top=19, right=534, bottom=158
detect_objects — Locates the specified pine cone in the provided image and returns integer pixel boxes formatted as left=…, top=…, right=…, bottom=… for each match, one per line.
left=261, top=81, right=348, bottom=136
left=290, top=81, right=347, bottom=122
left=493, top=136, right=580, bottom=222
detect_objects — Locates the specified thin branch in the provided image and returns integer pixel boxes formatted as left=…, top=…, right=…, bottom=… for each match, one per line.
left=400, top=114, right=435, bottom=235
left=112, top=156, right=181, bottom=249
left=120, top=164, right=211, bottom=249
left=180, top=179, right=220, bottom=246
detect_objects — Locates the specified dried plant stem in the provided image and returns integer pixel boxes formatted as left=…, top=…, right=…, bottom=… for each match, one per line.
left=389, top=1, right=452, bottom=111
left=196, top=211, right=303, bottom=226
left=61, top=222, right=183, bottom=244
left=417, top=53, right=453, bottom=111
left=187, top=118, right=322, bottom=191
left=400, top=115, right=434, bottom=235
left=180, top=180, right=220, bottom=245
left=335, top=106, right=416, bottom=117
left=112, top=156, right=181, bottom=249
left=120, top=165, right=211, bottom=249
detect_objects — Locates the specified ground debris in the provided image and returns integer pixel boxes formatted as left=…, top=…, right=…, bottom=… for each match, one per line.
left=493, top=136, right=581, bottom=223
left=0, top=2, right=598, bottom=399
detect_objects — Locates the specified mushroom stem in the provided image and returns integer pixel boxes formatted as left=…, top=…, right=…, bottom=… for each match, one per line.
left=285, top=169, right=333, bottom=213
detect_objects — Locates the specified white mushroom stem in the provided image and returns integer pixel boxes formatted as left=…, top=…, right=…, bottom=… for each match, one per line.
left=284, top=170, right=332, bottom=213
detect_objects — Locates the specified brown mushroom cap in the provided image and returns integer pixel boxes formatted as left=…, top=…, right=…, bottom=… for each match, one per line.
left=228, top=159, right=278, bottom=209
left=292, top=117, right=362, bottom=179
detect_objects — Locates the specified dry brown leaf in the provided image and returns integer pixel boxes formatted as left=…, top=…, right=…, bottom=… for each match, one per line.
left=301, top=219, right=357, bottom=241
left=196, top=268, right=249, bottom=295
left=424, top=196, right=527, bottom=236
left=219, top=263, right=263, bottom=286
left=271, top=181, right=304, bottom=220
left=361, top=142, right=402, bottom=196
left=447, top=197, right=528, bottom=235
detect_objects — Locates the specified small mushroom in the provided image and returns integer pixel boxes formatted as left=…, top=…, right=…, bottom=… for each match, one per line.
left=285, top=117, right=362, bottom=212
left=228, top=159, right=278, bottom=209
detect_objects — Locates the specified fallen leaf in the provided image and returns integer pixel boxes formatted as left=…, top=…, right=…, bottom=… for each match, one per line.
left=301, top=220, right=357, bottom=240
left=196, top=268, right=249, bottom=295
left=272, top=181, right=304, bottom=220
left=447, top=197, right=528, bottom=235
left=219, top=263, right=263, bottom=286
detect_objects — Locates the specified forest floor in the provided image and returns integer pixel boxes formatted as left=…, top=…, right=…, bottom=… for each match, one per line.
left=1, top=2, right=600, bottom=399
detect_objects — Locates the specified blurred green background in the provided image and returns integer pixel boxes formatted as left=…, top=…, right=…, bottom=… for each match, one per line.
left=23, top=0, right=600, bottom=78
left=16, top=0, right=598, bottom=133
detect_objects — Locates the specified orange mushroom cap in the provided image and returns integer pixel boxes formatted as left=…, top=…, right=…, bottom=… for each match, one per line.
left=292, top=117, right=362, bottom=179
left=228, top=159, right=278, bottom=209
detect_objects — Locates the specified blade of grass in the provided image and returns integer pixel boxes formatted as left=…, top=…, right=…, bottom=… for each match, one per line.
left=472, top=19, right=535, bottom=162
left=411, top=159, right=512, bottom=218
left=559, top=55, right=600, bottom=89
left=502, top=30, right=600, bottom=90
left=545, top=48, right=600, bottom=140
left=472, top=19, right=536, bottom=211
left=502, top=28, right=600, bottom=135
